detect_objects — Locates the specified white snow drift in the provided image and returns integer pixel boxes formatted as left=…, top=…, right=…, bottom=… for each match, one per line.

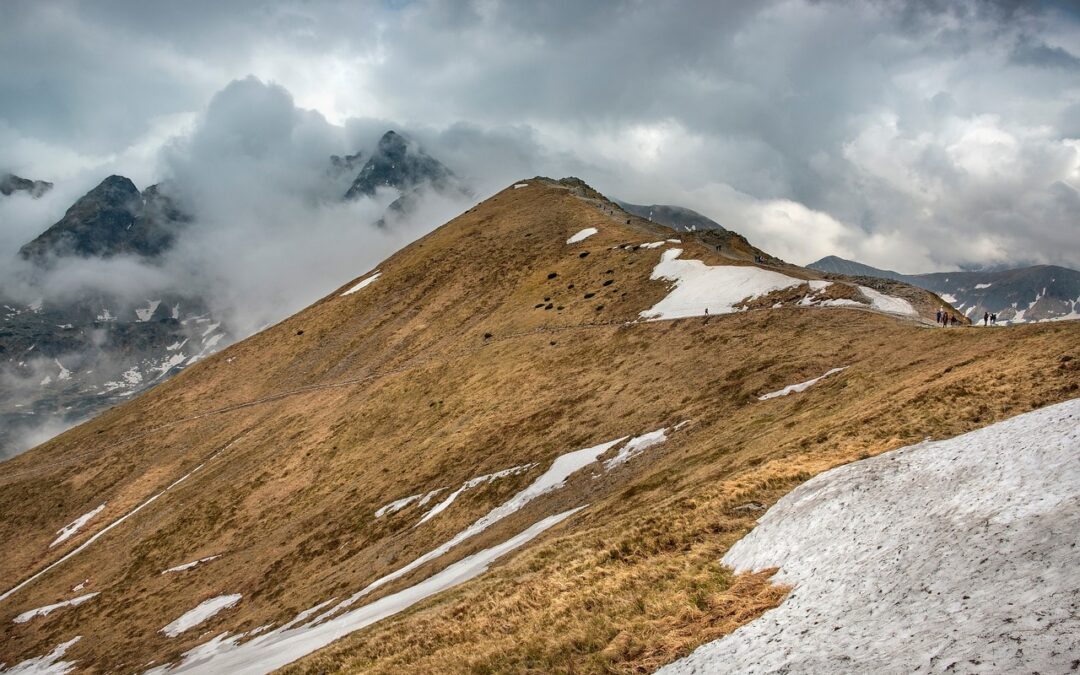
left=416, top=464, right=534, bottom=525
left=49, top=504, right=106, bottom=548
left=604, top=429, right=668, bottom=470
left=758, top=367, right=847, bottom=400
left=162, top=555, right=221, bottom=575
left=659, top=398, right=1080, bottom=675
left=13, top=593, right=99, bottom=624
left=144, top=509, right=582, bottom=675
left=857, top=285, right=917, bottom=316
left=341, top=271, right=381, bottom=297
left=0, top=636, right=82, bottom=674
left=162, top=595, right=243, bottom=638
left=640, top=249, right=804, bottom=320
left=566, top=227, right=598, bottom=244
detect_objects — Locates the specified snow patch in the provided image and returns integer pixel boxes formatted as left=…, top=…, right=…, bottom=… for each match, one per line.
left=341, top=272, right=381, bottom=296
left=374, top=493, right=426, bottom=519
left=659, top=399, right=1080, bottom=674
left=162, top=595, right=242, bottom=638
left=50, top=504, right=106, bottom=548
left=1, top=636, right=81, bottom=674
left=566, top=228, right=598, bottom=244
left=53, top=360, right=71, bottom=381
left=336, top=440, right=623, bottom=612
left=759, top=367, right=847, bottom=400
left=135, top=300, right=161, bottom=322
left=604, top=429, right=668, bottom=470
left=858, top=286, right=917, bottom=316
left=1, top=438, right=241, bottom=603
left=974, top=282, right=992, bottom=289
left=513, top=183, right=528, bottom=189
left=13, top=593, right=99, bottom=624
left=145, top=509, right=583, bottom=675
left=640, top=249, right=804, bottom=320
left=162, top=556, right=221, bottom=575
left=416, top=464, right=534, bottom=525
left=639, top=241, right=667, bottom=249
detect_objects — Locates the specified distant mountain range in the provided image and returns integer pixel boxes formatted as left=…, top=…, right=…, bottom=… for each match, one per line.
left=809, top=255, right=1080, bottom=323
left=0, top=130, right=465, bottom=457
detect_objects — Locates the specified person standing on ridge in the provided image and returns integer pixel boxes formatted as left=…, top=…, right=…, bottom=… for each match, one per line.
left=984, top=311, right=990, bottom=326
left=937, top=309, right=942, bottom=325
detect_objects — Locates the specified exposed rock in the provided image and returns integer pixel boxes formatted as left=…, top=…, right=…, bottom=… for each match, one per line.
left=0, top=173, right=52, bottom=198
left=18, top=176, right=190, bottom=263
left=344, top=131, right=458, bottom=200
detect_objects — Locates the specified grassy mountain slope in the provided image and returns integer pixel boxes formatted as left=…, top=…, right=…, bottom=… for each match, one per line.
left=1, top=178, right=1076, bottom=673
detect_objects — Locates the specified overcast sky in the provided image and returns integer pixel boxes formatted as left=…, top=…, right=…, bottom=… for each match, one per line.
left=2, top=0, right=1079, bottom=274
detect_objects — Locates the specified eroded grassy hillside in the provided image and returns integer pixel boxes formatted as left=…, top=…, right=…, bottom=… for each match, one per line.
left=1, top=178, right=1075, bottom=673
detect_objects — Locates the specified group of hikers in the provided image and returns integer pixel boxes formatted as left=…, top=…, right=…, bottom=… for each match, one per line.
left=936, top=309, right=960, bottom=326
left=935, top=308, right=1000, bottom=326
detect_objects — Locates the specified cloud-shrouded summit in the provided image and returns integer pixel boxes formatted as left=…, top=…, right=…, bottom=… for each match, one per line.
left=1, top=0, right=1078, bottom=273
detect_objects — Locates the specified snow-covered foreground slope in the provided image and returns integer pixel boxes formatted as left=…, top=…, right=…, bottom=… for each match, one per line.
left=659, top=398, right=1080, bottom=674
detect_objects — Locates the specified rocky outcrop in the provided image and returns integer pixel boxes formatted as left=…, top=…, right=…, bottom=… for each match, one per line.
left=18, top=176, right=189, bottom=263
left=1, top=173, right=52, bottom=198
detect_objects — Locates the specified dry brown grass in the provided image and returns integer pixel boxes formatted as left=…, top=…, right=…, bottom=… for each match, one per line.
left=0, top=178, right=1076, bottom=673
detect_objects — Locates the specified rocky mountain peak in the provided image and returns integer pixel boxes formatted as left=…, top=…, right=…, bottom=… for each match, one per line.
left=343, top=130, right=456, bottom=200
left=0, top=173, right=53, bottom=198
left=18, top=175, right=189, bottom=263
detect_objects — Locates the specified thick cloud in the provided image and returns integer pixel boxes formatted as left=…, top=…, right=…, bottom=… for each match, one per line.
left=1, top=0, right=1078, bottom=276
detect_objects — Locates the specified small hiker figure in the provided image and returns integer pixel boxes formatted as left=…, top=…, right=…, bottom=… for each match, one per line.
left=991, top=313, right=997, bottom=325
left=984, top=311, right=989, bottom=326
left=936, top=309, right=942, bottom=325
left=950, top=314, right=958, bottom=326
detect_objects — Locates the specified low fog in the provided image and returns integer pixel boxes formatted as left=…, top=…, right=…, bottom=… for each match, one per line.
left=0, top=78, right=526, bottom=338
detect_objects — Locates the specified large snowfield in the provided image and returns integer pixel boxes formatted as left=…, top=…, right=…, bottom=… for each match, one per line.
left=659, top=397, right=1080, bottom=674
left=640, top=249, right=804, bottom=320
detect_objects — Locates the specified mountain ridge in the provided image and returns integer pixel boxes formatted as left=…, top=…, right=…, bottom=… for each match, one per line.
left=1, top=178, right=1075, bottom=673
left=810, top=254, right=1080, bottom=323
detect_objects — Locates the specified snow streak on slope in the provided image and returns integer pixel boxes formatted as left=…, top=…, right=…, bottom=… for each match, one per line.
left=12, top=593, right=99, bottom=624
left=566, top=228, right=597, bottom=244
left=0, top=636, right=81, bottom=674
left=640, top=250, right=804, bottom=320
left=758, top=367, right=847, bottom=400
left=146, top=509, right=584, bottom=675
left=416, top=464, right=534, bottom=525
left=162, top=556, right=221, bottom=575
left=1, top=436, right=246, bottom=604
left=339, top=439, right=624, bottom=607
left=659, top=398, right=1080, bottom=675
left=604, top=429, right=667, bottom=470
left=341, top=272, right=381, bottom=297
left=49, top=504, right=106, bottom=548
left=162, top=595, right=243, bottom=638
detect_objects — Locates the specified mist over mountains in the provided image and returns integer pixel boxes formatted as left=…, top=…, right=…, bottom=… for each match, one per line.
left=0, top=79, right=488, bottom=457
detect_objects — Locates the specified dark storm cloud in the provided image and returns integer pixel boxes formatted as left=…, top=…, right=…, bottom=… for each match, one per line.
left=0, top=0, right=1078, bottom=275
